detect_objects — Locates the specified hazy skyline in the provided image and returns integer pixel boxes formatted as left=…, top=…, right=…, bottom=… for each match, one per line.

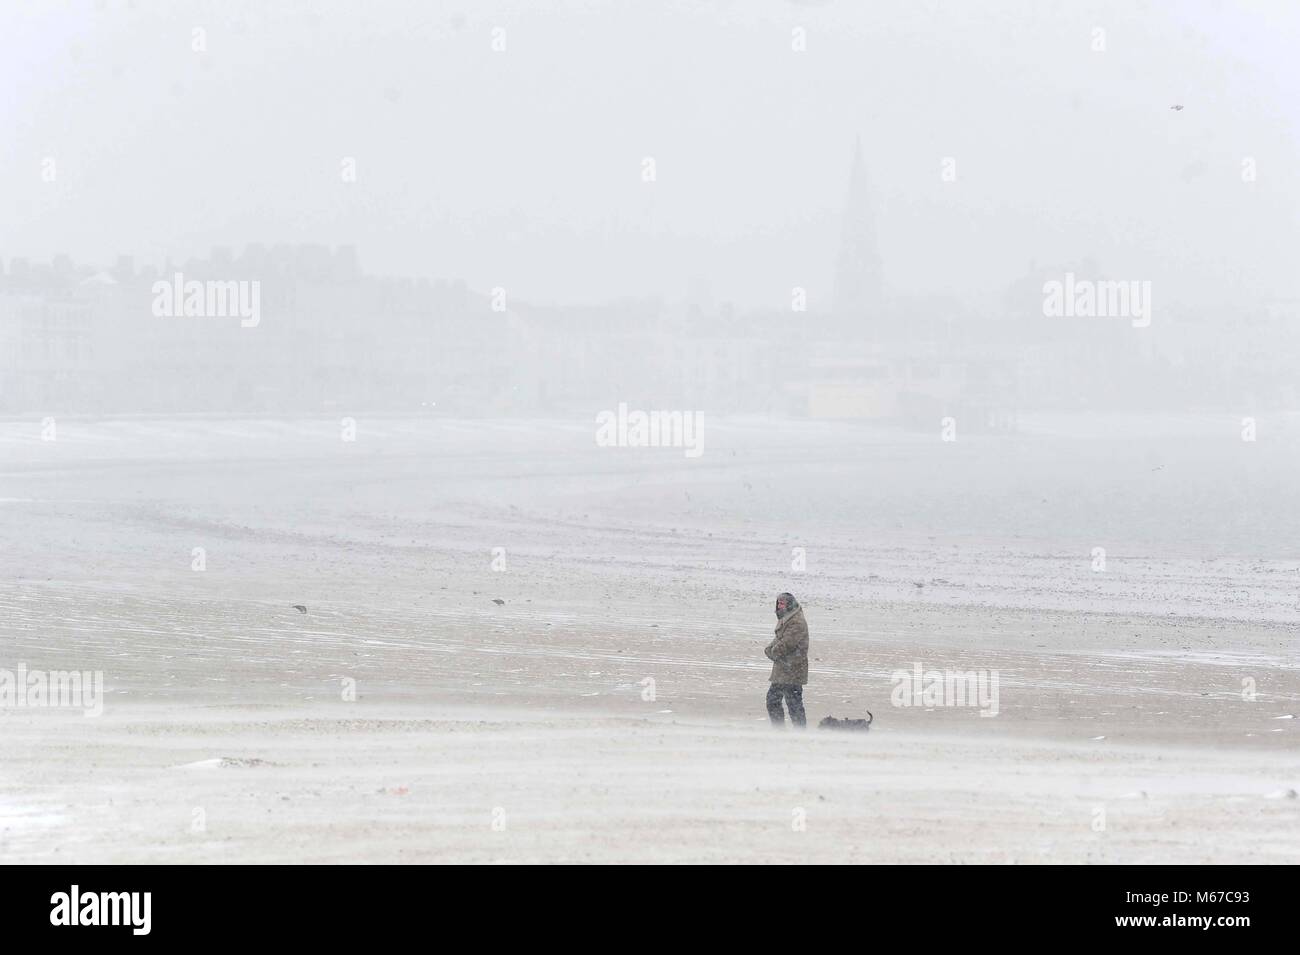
left=4, top=3, right=1300, bottom=875
left=4, top=0, right=1299, bottom=309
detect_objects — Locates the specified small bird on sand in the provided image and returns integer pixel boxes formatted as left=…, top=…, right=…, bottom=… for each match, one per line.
left=292, top=605, right=307, bottom=613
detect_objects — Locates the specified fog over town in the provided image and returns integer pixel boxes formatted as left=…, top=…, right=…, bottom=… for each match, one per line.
left=1, top=1, right=1298, bottom=869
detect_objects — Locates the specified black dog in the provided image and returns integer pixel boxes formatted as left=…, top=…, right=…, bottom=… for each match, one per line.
left=818, top=712, right=873, bottom=731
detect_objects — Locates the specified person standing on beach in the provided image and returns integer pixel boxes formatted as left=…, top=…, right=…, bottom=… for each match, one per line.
left=765, top=592, right=809, bottom=728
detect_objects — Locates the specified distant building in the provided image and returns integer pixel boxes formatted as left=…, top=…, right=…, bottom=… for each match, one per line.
left=832, top=136, right=883, bottom=326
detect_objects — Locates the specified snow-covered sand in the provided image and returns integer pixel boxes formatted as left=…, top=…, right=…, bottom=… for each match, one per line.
left=1, top=416, right=1297, bottom=863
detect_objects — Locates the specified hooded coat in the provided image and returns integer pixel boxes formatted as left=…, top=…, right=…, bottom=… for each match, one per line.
left=765, top=606, right=809, bottom=685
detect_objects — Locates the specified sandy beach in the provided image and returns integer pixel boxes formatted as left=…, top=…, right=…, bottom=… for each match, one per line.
left=2, top=415, right=1297, bottom=863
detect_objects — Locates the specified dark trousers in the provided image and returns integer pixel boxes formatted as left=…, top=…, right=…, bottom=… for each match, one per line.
left=766, top=683, right=806, bottom=727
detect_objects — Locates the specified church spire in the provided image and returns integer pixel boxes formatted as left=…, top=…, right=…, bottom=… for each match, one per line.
left=833, top=135, right=882, bottom=323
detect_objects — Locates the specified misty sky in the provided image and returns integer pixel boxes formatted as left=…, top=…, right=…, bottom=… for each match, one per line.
left=3, top=0, right=1298, bottom=310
